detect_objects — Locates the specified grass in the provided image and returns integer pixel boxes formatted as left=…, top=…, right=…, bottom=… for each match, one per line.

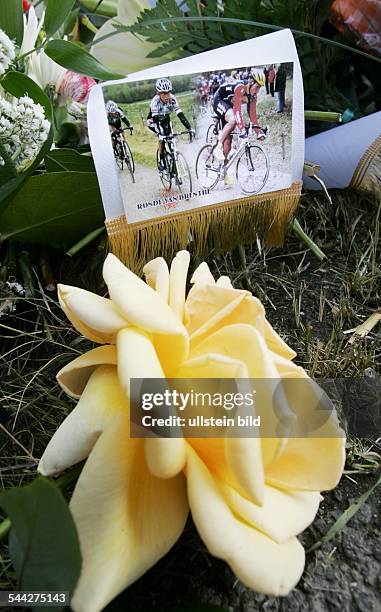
left=0, top=185, right=381, bottom=596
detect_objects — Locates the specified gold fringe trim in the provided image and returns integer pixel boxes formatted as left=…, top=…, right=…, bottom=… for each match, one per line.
left=350, top=134, right=381, bottom=195
left=105, top=181, right=302, bottom=272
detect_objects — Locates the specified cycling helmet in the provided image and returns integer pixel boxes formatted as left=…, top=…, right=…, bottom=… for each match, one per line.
left=156, top=78, right=172, bottom=92
left=106, top=100, right=118, bottom=112
left=250, top=71, right=266, bottom=87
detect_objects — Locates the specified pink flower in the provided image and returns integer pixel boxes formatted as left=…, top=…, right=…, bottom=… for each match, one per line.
left=59, top=71, right=96, bottom=104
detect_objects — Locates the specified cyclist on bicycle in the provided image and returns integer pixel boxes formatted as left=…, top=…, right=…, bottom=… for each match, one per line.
left=147, top=78, right=194, bottom=172
left=212, top=71, right=267, bottom=169
left=106, top=100, right=133, bottom=149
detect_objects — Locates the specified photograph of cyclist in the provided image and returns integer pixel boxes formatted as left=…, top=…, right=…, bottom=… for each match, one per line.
left=147, top=78, right=194, bottom=172
left=102, top=60, right=293, bottom=223
left=106, top=99, right=135, bottom=179
left=106, top=100, right=133, bottom=144
left=213, top=71, right=267, bottom=180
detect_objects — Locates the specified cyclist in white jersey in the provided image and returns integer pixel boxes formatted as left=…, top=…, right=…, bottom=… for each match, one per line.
left=147, top=78, right=194, bottom=171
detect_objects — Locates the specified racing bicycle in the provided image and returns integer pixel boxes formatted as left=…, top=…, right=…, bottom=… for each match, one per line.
left=112, top=127, right=135, bottom=182
left=206, top=116, right=240, bottom=145
left=196, top=123, right=270, bottom=195
left=157, top=130, right=193, bottom=193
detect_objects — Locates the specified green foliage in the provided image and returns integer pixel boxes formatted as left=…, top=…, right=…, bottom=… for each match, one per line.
left=0, top=171, right=104, bottom=247
left=0, top=477, right=81, bottom=596
left=44, top=39, right=125, bottom=80
left=45, top=149, right=95, bottom=173
left=44, top=0, right=77, bottom=37
left=0, top=0, right=24, bottom=46
left=126, top=0, right=380, bottom=118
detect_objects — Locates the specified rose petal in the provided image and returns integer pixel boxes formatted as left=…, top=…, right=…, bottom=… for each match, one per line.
left=190, top=261, right=215, bottom=285
left=169, top=250, right=190, bottom=321
left=117, top=327, right=164, bottom=399
left=70, top=414, right=188, bottom=612
left=58, top=284, right=128, bottom=344
left=145, top=437, right=187, bottom=479
left=216, top=276, right=233, bottom=288
left=57, top=345, right=117, bottom=398
left=265, top=368, right=346, bottom=490
left=103, top=254, right=185, bottom=336
left=185, top=284, right=265, bottom=347
left=263, top=318, right=296, bottom=360
left=221, top=482, right=321, bottom=543
left=189, top=323, right=293, bottom=456
left=143, top=257, right=169, bottom=302
left=38, top=365, right=126, bottom=476
left=186, top=446, right=305, bottom=596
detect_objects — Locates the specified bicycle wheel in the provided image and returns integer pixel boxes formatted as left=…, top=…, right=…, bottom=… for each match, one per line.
left=195, top=144, right=222, bottom=190
left=124, top=139, right=135, bottom=174
left=175, top=151, right=192, bottom=193
left=236, top=144, right=270, bottom=194
left=114, top=142, right=124, bottom=170
left=123, top=140, right=135, bottom=183
left=206, top=123, right=218, bottom=145
left=156, top=150, right=172, bottom=191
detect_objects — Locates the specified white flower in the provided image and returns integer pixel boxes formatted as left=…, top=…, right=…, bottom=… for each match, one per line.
left=20, top=6, right=43, bottom=56
left=0, top=29, right=15, bottom=75
left=19, top=7, right=66, bottom=93
left=91, top=0, right=165, bottom=73
left=28, top=49, right=66, bottom=91
left=0, top=95, right=50, bottom=171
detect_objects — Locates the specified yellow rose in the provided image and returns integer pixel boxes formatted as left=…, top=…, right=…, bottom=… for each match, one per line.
left=39, top=251, right=345, bottom=612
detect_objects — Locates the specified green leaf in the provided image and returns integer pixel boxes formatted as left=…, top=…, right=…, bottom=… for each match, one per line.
left=0, top=477, right=81, bottom=596
left=0, top=171, right=104, bottom=247
left=308, top=473, right=381, bottom=552
left=0, top=143, right=18, bottom=183
left=0, top=0, right=23, bottom=46
left=44, top=39, right=125, bottom=80
left=1, top=71, right=53, bottom=119
left=45, top=149, right=95, bottom=173
left=44, top=0, right=77, bottom=37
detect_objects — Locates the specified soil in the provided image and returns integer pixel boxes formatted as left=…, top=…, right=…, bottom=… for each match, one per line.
left=103, top=474, right=381, bottom=612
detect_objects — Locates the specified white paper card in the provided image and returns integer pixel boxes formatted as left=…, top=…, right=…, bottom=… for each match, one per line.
left=87, top=28, right=304, bottom=224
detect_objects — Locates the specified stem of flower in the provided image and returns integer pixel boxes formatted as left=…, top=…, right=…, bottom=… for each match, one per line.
left=305, top=110, right=342, bottom=123
left=79, top=0, right=118, bottom=17
left=80, top=15, right=99, bottom=35
left=0, top=518, right=11, bottom=541
left=0, top=144, right=18, bottom=177
left=292, top=218, right=326, bottom=261
left=15, top=43, right=45, bottom=65
left=66, top=227, right=105, bottom=257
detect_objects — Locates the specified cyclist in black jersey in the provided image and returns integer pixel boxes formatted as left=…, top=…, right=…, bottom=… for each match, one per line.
left=213, top=72, right=266, bottom=168
left=106, top=100, right=133, bottom=154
